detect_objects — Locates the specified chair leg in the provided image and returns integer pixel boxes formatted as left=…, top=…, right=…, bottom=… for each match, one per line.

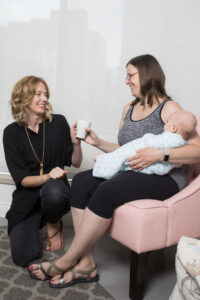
left=129, top=250, right=148, bottom=300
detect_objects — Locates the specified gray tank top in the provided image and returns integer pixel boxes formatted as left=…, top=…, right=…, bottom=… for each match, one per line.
left=118, top=99, right=187, bottom=190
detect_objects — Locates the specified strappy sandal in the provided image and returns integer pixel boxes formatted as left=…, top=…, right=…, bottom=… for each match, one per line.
left=28, top=258, right=69, bottom=281
left=49, top=265, right=99, bottom=288
left=28, top=259, right=51, bottom=281
left=46, top=220, right=63, bottom=252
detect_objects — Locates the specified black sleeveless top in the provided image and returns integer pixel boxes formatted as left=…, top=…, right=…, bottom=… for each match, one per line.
left=118, top=99, right=187, bottom=190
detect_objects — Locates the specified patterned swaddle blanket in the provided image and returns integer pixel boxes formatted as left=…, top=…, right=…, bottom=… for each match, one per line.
left=93, top=131, right=187, bottom=179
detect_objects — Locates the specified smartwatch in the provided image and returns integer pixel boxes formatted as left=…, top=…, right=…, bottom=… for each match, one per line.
left=164, top=148, right=169, bottom=162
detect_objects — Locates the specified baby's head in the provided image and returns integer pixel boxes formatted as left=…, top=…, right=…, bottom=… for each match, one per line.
left=164, top=110, right=197, bottom=140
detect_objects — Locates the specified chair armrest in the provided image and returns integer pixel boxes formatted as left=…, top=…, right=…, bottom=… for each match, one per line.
left=164, top=175, right=200, bottom=207
left=165, top=175, right=200, bottom=246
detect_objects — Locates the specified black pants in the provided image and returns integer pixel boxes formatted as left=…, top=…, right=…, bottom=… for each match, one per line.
left=70, top=169, right=179, bottom=218
left=9, top=179, right=70, bottom=267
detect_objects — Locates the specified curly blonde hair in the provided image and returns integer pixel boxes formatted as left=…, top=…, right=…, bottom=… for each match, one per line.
left=10, top=76, right=53, bottom=126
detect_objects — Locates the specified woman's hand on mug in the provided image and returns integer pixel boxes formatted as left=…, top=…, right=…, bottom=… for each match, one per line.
left=71, top=123, right=81, bottom=145
left=48, top=167, right=67, bottom=179
left=84, top=128, right=100, bottom=146
left=126, top=147, right=164, bottom=171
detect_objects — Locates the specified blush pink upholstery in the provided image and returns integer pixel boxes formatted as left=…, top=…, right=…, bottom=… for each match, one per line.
left=108, top=117, right=200, bottom=300
left=109, top=171, right=200, bottom=252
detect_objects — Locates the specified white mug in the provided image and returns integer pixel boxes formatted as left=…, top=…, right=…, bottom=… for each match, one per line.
left=76, top=120, right=91, bottom=139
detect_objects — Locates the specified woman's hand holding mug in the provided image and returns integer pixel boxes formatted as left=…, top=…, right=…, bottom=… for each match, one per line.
left=84, top=128, right=100, bottom=146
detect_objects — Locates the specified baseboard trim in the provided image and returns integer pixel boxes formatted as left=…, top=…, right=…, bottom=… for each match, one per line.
left=0, top=202, right=10, bottom=218
left=0, top=172, right=14, bottom=185
left=0, top=217, right=7, bottom=226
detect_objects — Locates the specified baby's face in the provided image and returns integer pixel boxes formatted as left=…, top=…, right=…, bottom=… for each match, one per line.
left=164, top=119, right=174, bottom=132
left=164, top=112, right=180, bottom=132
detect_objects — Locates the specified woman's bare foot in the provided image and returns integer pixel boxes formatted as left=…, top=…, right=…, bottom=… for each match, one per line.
left=46, top=220, right=63, bottom=251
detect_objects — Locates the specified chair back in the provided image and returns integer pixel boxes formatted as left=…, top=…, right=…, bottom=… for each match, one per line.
left=187, top=117, right=200, bottom=181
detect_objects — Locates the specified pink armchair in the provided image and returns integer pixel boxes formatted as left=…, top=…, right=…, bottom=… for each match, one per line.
left=109, top=117, right=200, bottom=300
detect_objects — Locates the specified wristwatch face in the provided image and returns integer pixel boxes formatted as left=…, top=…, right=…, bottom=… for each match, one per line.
left=164, top=154, right=169, bottom=162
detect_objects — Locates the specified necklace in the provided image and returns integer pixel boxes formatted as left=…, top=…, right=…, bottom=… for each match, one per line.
left=25, top=121, right=45, bottom=175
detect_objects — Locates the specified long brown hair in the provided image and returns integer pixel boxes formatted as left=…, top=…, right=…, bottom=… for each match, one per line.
left=127, top=54, right=171, bottom=106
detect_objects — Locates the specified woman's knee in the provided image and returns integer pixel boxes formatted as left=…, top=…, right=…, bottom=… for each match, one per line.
left=88, top=181, right=115, bottom=218
left=11, top=243, right=40, bottom=267
left=9, top=212, right=42, bottom=267
left=40, top=179, right=70, bottom=207
left=71, top=170, right=93, bottom=189
left=70, top=170, right=102, bottom=209
left=40, top=180, right=70, bottom=220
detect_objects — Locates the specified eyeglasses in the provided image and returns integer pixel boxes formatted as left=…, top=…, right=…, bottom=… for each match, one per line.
left=125, top=72, right=138, bottom=81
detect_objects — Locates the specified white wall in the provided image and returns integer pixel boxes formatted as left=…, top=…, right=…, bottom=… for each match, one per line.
left=0, top=0, right=200, bottom=174
left=0, top=184, right=15, bottom=218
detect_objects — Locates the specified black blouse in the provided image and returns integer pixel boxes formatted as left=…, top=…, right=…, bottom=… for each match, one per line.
left=3, top=114, right=73, bottom=234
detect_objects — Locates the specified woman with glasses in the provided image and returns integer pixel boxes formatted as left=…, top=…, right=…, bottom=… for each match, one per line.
left=28, top=55, right=200, bottom=288
left=3, top=76, right=82, bottom=267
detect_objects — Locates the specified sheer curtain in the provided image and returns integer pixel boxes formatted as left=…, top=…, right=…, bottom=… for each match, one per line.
left=0, top=0, right=200, bottom=173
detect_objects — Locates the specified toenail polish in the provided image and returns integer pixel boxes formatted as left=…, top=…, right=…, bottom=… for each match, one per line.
left=51, top=279, right=54, bottom=282
left=29, top=266, right=33, bottom=270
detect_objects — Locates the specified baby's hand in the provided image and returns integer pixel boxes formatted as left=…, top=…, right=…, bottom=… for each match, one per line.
left=94, top=154, right=100, bottom=162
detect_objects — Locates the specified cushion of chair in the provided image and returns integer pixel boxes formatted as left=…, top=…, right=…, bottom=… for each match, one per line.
left=109, top=199, right=169, bottom=253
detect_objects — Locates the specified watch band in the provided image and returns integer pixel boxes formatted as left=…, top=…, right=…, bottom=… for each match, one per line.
left=164, top=148, right=169, bottom=162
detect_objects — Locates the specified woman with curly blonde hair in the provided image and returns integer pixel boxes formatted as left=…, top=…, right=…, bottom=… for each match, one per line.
left=3, top=76, right=82, bottom=267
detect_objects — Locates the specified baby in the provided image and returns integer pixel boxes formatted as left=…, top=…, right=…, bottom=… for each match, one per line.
left=93, top=111, right=197, bottom=179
